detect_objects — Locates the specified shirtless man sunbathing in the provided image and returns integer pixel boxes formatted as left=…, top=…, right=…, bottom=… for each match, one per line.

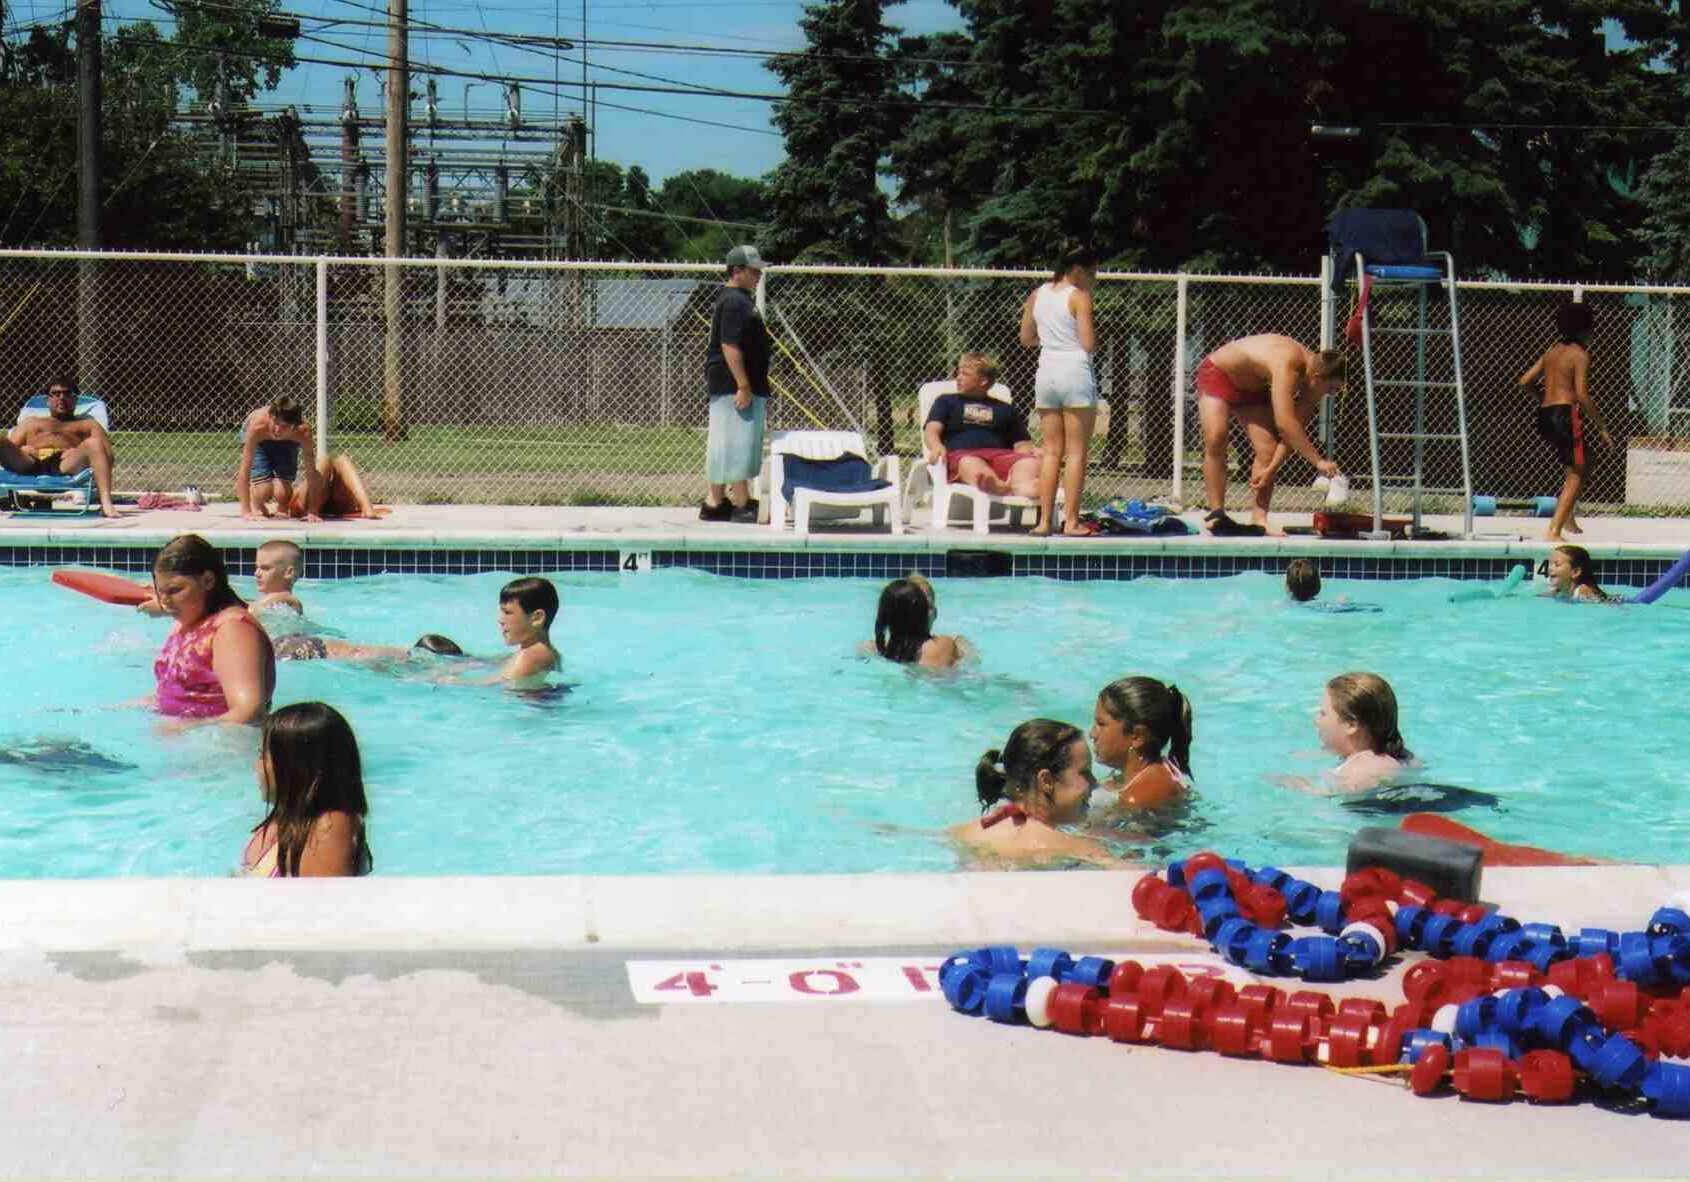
left=1195, top=335, right=1345, bottom=536
left=1, top=378, right=119, bottom=517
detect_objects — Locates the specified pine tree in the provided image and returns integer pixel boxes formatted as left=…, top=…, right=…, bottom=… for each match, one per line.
left=766, top=0, right=898, bottom=263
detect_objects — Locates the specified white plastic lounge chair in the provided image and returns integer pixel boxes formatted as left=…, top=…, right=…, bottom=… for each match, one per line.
left=0, top=393, right=108, bottom=513
left=905, top=379, right=1049, bottom=535
left=763, top=429, right=902, bottom=535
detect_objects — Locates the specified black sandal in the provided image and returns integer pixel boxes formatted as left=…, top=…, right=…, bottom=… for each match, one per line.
left=1204, top=509, right=1265, bottom=537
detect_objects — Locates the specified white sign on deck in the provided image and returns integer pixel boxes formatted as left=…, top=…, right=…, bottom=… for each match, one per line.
left=626, top=953, right=1247, bottom=1005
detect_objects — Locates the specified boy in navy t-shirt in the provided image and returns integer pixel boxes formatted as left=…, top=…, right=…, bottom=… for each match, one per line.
left=922, top=352, right=1042, bottom=498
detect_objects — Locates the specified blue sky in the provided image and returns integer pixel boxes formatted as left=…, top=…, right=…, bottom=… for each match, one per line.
left=25, top=0, right=964, bottom=183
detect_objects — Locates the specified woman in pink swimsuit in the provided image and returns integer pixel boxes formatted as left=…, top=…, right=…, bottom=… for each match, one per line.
left=242, top=701, right=372, bottom=877
left=150, top=534, right=275, bottom=724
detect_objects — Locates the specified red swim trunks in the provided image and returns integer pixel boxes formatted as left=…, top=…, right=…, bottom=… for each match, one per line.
left=1195, top=357, right=1270, bottom=408
left=946, top=448, right=1032, bottom=483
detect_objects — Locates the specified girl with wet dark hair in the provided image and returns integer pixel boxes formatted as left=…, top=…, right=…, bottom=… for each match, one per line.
left=150, top=534, right=274, bottom=723
left=1090, top=676, right=1194, bottom=809
left=949, top=719, right=1121, bottom=866
left=872, top=577, right=966, bottom=668
left=241, top=701, right=372, bottom=877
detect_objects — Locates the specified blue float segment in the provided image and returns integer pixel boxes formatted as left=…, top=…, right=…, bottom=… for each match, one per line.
left=1189, top=868, right=1231, bottom=903
left=1405, top=1029, right=1452, bottom=1063
left=1643, top=1063, right=1690, bottom=1117
left=1575, top=928, right=1618, bottom=958
left=1520, top=941, right=1565, bottom=973
left=971, top=946, right=1023, bottom=976
left=940, top=961, right=988, bottom=1015
left=1198, top=897, right=1242, bottom=939
left=1495, top=988, right=1549, bottom=1034
left=1619, top=932, right=1660, bottom=984
left=1421, top=914, right=1462, bottom=958
left=1537, top=995, right=1596, bottom=1049
left=1245, top=929, right=1293, bottom=975
left=1283, top=880, right=1321, bottom=924
left=1339, top=931, right=1383, bottom=970
left=1591, top=1033, right=1649, bottom=1091
left=1473, top=1030, right=1521, bottom=1059
left=1520, top=922, right=1567, bottom=950
left=1455, top=997, right=1498, bottom=1040
left=1027, top=948, right=1074, bottom=981
left=1069, top=956, right=1114, bottom=989
left=1452, top=924, right=1496, bottom=959
left=1315, top=891, right=1346, bottom=934
left=1567, top=1030, right=1605, bottom=1073
left=1473, top=913, right=1518, bottom=937
left=1395, top=906, right=1429, bottom=947
left=1648, top=909, right=1690, bottom=937
left=1292, top=936, right=1345, bottom=982
left=1251, top=865, right=1290, bottom=891
left=1214, top=917, right=1258, bottom=967
left=983, top=973, right=1028, bottom=1023
left=1487, top=930, right=1532, bottom=963
left=1165, top=860, right=1187, bottom=888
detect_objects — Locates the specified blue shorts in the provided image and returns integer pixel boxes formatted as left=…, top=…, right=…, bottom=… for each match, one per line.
left=705, top=394, right=767, bottom=484
left=250, top=439, right=300, bottom=483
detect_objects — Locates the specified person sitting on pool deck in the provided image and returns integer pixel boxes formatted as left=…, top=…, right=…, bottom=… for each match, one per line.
left=1195, top=334, right=1345, bottom=537
left=1, top=376, right=120, bottom=518
left=241, top=701, right=372, bottom=877
left=950, top=719, right=1122, bottom=867
left=236, top=395, right=380, bottom=521
left=923, top=352, right=1042, bottom=501
left=149, top=534, right=275, bottom=724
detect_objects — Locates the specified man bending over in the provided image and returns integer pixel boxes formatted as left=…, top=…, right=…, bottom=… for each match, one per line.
left=1195, top=334, right=1345, bottom=536
left=1, top=376, right=119, bottom=517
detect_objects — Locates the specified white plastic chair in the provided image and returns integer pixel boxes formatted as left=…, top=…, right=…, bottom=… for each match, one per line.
left=763, top=429, right=902, bottom=535
left=905, top=379, right=1048, bottom=535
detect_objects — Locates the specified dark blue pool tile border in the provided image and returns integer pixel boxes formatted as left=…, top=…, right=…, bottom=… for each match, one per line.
left=1, top=544, right=1686, bottom=588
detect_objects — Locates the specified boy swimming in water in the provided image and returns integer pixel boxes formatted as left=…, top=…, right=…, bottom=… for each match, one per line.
left=253, top=540, right=305, bottom=614
left=493, top=577, right=562, bottom=687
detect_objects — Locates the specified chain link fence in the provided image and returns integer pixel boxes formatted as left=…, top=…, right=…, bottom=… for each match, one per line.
left=0, top=249, right=1686, bottom=515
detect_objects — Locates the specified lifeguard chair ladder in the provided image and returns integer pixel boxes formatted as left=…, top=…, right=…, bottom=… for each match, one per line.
left=1338, top=211, right=1475, bottom=539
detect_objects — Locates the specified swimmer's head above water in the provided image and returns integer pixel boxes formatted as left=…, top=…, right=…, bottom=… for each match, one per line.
left=412, top=633, right=463, bottom=655
left=273, top=635, right=328, bottom=661
left=1285, top=558, right=1322, bottom=603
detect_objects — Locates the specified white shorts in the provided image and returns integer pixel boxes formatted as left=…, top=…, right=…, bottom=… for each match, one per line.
left=1034, top=357, right=1097, bottom=410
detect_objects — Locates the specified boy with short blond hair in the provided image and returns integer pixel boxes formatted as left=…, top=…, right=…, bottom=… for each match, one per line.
left=254, top=539, right=305, bottom=614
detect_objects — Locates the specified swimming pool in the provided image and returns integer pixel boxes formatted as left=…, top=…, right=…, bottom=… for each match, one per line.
left=2, top=564, right=1686, bottom=878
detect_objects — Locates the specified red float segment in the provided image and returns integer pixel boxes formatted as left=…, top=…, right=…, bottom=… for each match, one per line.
left=1134, top=965, right=1187, bottom=1015
left=1456, top=904, right=1490, bottom=925
left=1050, top=983, right=1105, bottom=1036
left=1266, top=1011, right=1314, bottom=1063
left=1593, top=980, right=1648, bottom=1032
left=1491, top=961, right=1540, bottom=990
left=1410, top=1043, right=1451, bottom=1095
left=1182, top=852, right=1226, bottom=880
left=1107, top=960, right=1144, bottom=998
left=1326, top=1015, right=1374, bottom=1068
left=1101, top=995, right=1154, bottom=1043
left=1402, top=961, right=1447, bottom=1005
left=1337, top=997, right=1387, bottom=1026
left=1652, top=1008, right=1690, bottom=1058
left=1399, top=879, right=1438, bottom=908
left=1186, top=976, right=1236, bottom=1011
left=1236, top=984, right=1284, bottom=1023
left=1431, top=898, right=1466, bottom=918
left=1373, top=1012, right=1412, bottom=1067
left=1285, top=990, right=1335, bottom=1026
left=1158, top=997, right=1208, bottom=1050
left=1131, top=874, right=1166, bottom=915
left=1453, top=1048, right=1519, bottom=1102
left=1237, top=884, right=1288, bottom=929
left=1210, top=1004, right=1256, bottom=1057
left=1518, top=1050, right=1576, bottom=1103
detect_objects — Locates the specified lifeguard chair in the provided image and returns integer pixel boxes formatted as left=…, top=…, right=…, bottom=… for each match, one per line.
left=1328, top=209, right=1475, bottom=539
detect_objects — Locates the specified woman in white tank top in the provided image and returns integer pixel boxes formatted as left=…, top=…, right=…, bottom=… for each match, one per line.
left=1019, top=244, right=1098, bottom=535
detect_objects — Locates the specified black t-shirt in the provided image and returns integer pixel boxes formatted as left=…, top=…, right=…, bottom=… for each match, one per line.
left=924, top=393, right=1030, bottom=452
left=704, top=285, right=771, bottom=397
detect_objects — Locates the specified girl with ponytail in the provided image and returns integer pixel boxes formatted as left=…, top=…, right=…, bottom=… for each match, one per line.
left=1090, top=676, right=1194, bottom=809
left=949, top=719, right=1121, bottom=866
left=1315, top=672, right=1416, bottom=793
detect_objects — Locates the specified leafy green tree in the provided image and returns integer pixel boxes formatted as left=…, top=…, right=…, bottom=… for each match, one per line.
left=766, top=0, right=898, bottom=263
left=153, top=0, right=297, bottom=108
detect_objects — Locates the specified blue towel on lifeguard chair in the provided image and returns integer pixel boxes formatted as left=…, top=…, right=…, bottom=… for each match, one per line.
left=780, top=454, right=891, bottom=506
left=1327, top=209, right=1429, bottom=288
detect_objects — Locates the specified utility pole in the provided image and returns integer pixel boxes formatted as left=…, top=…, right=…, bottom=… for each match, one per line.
left=76, top=0, right=101, bottom=391
left=381, top=0, right=408, bottom=440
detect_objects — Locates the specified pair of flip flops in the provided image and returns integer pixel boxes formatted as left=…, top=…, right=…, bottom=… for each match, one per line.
left=1204, top=509, right=1265, bottom=537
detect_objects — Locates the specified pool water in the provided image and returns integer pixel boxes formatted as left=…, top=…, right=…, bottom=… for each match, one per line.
left=2, top=565, right=1686, bottom=878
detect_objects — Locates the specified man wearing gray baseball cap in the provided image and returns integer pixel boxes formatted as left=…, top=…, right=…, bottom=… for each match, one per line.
left=699, top=244, right=773, bottom=522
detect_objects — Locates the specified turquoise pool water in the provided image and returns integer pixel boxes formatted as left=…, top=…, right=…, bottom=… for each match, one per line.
left=1, top=565, right=1686, bottom=878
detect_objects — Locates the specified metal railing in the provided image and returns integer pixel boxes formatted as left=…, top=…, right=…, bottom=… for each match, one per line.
left=1, top=248, right=1686, bottom=514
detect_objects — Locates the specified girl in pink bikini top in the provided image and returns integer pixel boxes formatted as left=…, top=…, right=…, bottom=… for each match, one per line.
left=149, top=534, right=275, bottom=723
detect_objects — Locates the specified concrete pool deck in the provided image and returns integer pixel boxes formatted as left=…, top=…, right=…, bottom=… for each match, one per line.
left=2, top=499, right=1689, bottom=557
left=4, top=505, right=1688, bottom=1175
left=3, top=865, right=1689, bottom=1177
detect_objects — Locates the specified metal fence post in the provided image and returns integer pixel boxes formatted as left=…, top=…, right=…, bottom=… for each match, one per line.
left=315, top=257, right=329, bottom=461
left=1171, top=272, right=1189, bottom=502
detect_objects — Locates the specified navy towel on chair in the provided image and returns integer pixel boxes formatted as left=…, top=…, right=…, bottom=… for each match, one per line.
left=780, top=454, right=891, bottom=505
left=1327, top=209, right=1427, bottom=289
